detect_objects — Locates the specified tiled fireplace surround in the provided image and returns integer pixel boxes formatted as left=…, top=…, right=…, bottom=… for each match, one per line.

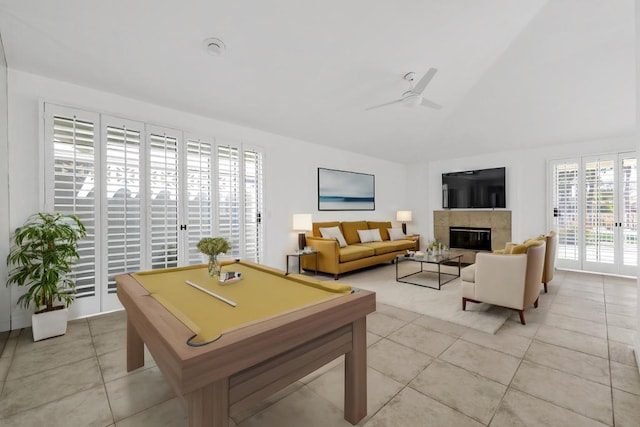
left=433, top=210, right=512, bottom=264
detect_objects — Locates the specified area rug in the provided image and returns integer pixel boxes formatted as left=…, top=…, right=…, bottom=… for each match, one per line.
left=336, top=263, right=511, bottom=334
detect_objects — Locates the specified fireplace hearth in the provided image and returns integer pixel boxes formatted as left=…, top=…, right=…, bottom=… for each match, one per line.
left=449, top=227, right=492, bottom=251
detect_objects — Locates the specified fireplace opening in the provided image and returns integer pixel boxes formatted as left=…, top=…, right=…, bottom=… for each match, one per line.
left=449, top=227, right=492, bottom=251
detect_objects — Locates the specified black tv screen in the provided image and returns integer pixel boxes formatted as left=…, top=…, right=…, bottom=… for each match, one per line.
left=442, top=167, right=506, bottom=209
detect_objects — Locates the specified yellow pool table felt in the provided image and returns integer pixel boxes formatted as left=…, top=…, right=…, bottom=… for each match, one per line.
left=131, top=260, right=352, bottom=345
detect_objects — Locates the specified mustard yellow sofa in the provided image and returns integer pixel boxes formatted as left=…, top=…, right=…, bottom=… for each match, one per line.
left=301, top=221, right=417, bottom=279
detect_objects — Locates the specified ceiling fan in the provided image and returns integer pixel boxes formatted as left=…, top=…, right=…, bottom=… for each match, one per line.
left=366, top=68, right=442, bottom=111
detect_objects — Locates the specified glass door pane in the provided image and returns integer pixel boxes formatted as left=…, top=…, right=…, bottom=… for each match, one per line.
left=185, top=138, right=214, bottom=265
left=583, top=158, right=615, bottom=269
left=551, top=160, right=580, bottom=269
left=148, top=131, right=179, bottom=269
left=620, top=156, right=637, bottom=273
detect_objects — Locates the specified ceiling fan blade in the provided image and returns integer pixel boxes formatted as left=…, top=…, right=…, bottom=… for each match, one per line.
left=421, top=98, right=442, bottom=110
left=365, top=98, right=403, bottom=111
left=412, top=68, right=438, bottom=95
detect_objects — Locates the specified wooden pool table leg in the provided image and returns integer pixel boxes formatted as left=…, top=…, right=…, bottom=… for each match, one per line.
left=187, top=377, right=229, bottom=427
left=344, top=317, right=367, bottom=424
left=126, top=317, right=144, bottom=371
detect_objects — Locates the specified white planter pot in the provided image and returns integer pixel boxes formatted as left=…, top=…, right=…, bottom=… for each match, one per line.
left=31, top=308, right=68, bottom=341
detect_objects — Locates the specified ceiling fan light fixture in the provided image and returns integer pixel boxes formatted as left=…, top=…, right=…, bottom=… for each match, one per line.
left=203, top=37, right=226, bottom=56
left=402, top=94, right=422, bottom=108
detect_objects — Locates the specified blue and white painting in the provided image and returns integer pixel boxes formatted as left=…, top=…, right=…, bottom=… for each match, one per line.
left=318, top=168, right=375, bottom=210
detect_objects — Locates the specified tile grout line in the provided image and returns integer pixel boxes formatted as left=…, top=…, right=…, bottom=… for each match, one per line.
left=603, top=274, right=617, bottom=427
left=88, top=318, right=117, bottom=426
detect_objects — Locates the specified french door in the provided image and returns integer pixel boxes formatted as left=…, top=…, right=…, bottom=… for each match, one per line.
left=550, top=152, right=637, bottom=276
left=43, top=103, right=263, bottom=319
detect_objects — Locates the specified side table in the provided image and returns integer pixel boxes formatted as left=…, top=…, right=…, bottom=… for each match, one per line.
left=286, top=250, right=318, bottom=275
left=408, top=234, right=420, bottom=250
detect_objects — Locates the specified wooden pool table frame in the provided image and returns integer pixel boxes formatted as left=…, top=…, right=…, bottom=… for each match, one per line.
left=116, top=273, right=376, bottom=427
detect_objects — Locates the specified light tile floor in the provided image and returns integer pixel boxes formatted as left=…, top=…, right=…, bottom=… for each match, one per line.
left=0, top=270, right=639, bottom=426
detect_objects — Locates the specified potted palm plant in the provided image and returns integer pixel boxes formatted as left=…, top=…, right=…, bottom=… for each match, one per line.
left=7, top=212, right=86, bottom=341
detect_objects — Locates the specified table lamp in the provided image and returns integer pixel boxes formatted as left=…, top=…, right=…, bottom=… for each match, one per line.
left=292, top=213, right=313, bottom=250
left=396, top=210, right=412, bottom=234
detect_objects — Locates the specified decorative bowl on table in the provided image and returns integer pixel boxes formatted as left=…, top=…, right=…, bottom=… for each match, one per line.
left=414, top=251, right=425, bottom=260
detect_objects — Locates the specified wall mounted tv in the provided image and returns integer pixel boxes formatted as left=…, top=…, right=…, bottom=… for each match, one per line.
left=442, top=167, right=506, bottom=209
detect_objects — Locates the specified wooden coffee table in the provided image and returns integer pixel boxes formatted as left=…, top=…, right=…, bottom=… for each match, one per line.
left=395, top=252, right=463, bottom=290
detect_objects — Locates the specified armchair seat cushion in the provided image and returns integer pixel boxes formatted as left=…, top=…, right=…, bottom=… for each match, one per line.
left=461, top=264, right=476, bottom=283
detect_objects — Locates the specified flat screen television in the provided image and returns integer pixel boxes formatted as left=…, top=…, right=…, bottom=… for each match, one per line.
left=442, top=167, right=506, bottom=209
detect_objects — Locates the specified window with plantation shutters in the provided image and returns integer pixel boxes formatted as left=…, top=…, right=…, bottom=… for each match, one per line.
left=550, top=152, right=637, bottom=275
left=148, top=129, right=180, bottom=270
left=45, top=103, right=265, bottom=317
left=186, top=138, right=214, bottom=264
left=104, top=120, right=142, bottom=294
left=51, top=114, right=98, bottom=299
left=217, top=143, right=264, bottom=261
left=244, top=149, right=264, bottom=262
left=551, top=160, right=580, bottom=265
left=217, top=144, right=242, bottom=258
left=620, top=157, right=637, bottom=268
left=584, top=158, right=615, bottom=264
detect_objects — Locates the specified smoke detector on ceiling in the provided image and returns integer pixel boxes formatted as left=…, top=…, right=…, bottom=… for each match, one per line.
left=203, top=38, right=226, bottom=56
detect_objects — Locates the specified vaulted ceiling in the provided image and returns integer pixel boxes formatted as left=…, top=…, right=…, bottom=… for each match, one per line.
left=0, top=0, right=634, bottom=163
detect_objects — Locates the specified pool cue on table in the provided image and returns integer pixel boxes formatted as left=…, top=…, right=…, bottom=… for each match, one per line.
left=185, top=280, right=237, bottom=307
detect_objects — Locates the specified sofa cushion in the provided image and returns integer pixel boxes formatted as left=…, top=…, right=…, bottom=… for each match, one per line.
left=339, top=244, right=375, bottom=262
left=367, top=221, right=392, bottom=240
left=389, top=239, right=416, bottom=251
left=358, top=241, right=398, bottom=255
left=342, top=221, right=368, bottom=245
left=319, top=226, right=347, bottom=247
left=313, top=221, right=341, bottom=237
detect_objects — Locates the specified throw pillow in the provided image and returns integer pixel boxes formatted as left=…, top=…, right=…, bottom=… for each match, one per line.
left=507, top=244, right=527, bottom=254
left=370, top=228, right=382, bottom=242
left=319, top=226, right=348, bottom=247
left=387, top=228, right=406, bottom=241
left=357, top=229, right=373, bottom=243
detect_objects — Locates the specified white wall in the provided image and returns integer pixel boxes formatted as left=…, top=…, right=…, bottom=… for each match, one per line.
left=0, top=36, right=9, bottom=332
left=3, top=69, right=408, bottom=328
left=408, top=136, right=636, bottom=246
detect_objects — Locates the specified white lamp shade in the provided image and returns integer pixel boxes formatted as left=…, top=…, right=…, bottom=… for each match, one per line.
left=292, top=213, right=313, bottom=231
left=396, top=210, right=412, bottom=222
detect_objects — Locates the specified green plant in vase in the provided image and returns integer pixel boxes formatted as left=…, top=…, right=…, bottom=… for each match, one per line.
left=197, top=237, right=231, bottom=277
left=7, top=212, right=86, bottom=340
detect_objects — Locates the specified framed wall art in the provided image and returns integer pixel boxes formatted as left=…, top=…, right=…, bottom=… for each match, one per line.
left=317, top=167, right=375, bottom=211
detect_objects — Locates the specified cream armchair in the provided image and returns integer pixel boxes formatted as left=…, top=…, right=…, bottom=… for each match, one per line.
left=461, top=242, right=545, bottom=325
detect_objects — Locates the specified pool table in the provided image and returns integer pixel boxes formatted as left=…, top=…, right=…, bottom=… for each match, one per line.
left=116, top=260, right=376, bottom=427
